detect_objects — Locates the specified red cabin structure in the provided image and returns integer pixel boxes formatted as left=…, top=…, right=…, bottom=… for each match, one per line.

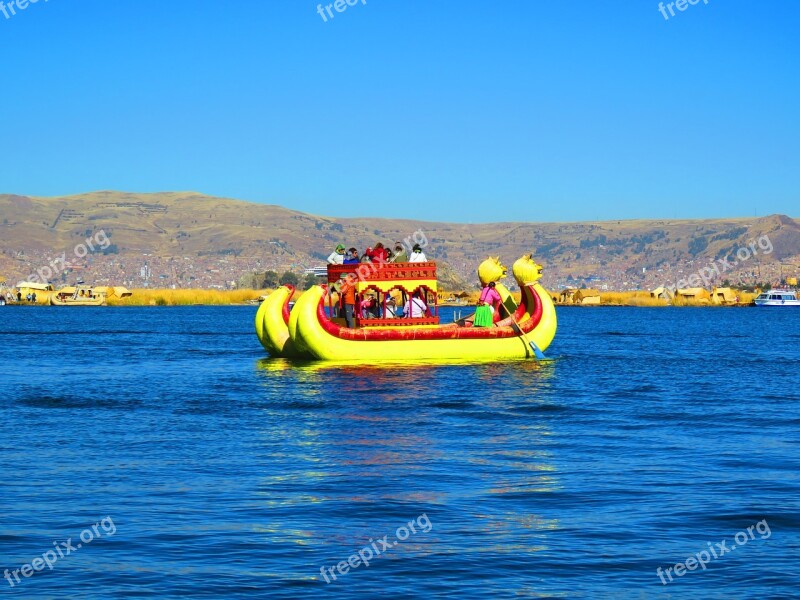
left=327, top=262, right=439, bottom=327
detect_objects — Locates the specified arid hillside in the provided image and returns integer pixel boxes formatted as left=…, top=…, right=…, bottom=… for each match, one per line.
left=1, top=192, right=798, bottom=290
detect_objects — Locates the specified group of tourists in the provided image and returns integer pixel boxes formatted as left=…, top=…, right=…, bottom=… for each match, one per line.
left=332, top=286, right=429, bottom=329
left=326, top=241, right=427, bottom=266
left=323, top=240, right=431, bottom=328
left=321, top=239, right=507, bottom=329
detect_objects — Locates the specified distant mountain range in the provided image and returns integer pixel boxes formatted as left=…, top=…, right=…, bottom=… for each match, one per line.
left=1, top=191, right=798, bottom=290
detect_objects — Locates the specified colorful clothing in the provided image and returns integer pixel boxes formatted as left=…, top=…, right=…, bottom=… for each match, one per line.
left=479, top=286, right=502, bottom=310
left=473, top=305, right=493, bottom=327
left=367, top=247, right=389, bottom=263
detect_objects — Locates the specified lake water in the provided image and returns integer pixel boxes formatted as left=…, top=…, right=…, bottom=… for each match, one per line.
left=1, top=306, right=798, bottom=599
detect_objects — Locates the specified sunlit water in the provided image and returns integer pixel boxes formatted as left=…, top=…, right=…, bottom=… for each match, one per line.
left=1, top=306, right=798, bottom=599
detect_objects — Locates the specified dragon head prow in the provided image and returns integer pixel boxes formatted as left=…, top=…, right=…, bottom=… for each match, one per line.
left=478, top=256, right=507, bottom=286
left=513, top=254, right=544, bottom=285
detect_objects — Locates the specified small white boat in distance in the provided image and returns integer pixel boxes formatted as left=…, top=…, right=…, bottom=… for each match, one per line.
left=754, top=289, right=800, bottom=307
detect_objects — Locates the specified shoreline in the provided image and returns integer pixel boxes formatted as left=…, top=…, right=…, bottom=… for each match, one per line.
left=2, top=286, right=764, bottom=307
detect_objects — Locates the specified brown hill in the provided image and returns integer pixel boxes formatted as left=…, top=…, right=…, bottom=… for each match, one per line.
left=1, top=191, right=798, bottom=290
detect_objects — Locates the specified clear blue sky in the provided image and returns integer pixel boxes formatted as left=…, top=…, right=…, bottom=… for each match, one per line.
left=1, top=0, right=798, bottom=223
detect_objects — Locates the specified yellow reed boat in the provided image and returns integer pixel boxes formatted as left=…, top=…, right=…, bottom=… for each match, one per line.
left=255, top=255, right=557, bottom=362
left=49, top=286, right=106, bottom=306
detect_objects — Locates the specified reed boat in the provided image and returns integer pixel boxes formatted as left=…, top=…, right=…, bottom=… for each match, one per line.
left=49, top=286, right=106, bottom=306
left=255, top=254, right=557, bottom=362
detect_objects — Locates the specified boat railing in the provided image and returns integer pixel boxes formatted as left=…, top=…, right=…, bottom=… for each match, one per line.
left=327, top=261, right=437, bottom=284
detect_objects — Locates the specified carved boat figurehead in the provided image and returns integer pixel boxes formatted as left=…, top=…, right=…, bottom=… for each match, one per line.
left=478, top=256, right=507, bottom=286
left=512, top=254, right=544, bottom=286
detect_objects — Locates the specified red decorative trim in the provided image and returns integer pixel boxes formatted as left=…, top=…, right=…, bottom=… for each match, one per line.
left=281, top=285, right=295, bottom=324
left=494, top=298, right=529, bottom=327
left=356, top=317, right=440, bottom=327
left=327, top=262, right=437, bottom=285
left=316, top=285, right=544, bottom=341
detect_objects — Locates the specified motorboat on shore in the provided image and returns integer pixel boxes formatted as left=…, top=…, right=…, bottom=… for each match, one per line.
left=255, top=254, right=557, bottom=362
left=754, top=289, right=800, bottom=307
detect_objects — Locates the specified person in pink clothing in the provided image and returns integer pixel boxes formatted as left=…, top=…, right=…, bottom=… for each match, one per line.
left=479, top=282, right=502, bottom=319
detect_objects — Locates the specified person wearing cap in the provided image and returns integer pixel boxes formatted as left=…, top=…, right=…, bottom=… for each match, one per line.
left=409, top=244, right=427, bottom=263
left=327, top=244, right=346, bottom=265
left=391, top=243, right=408, bottom=263
left=384, top=295, right=398, bottom=318
left=361, top=291, right=381, bottom=319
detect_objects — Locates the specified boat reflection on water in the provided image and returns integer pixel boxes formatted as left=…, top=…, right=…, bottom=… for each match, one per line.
left=255, top=355, right=559, bottom=376
left=253, top=357, right=563, bottom=581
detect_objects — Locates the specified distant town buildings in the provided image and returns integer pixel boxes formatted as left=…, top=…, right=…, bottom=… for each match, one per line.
left=1, top=246, right=795, bottom=292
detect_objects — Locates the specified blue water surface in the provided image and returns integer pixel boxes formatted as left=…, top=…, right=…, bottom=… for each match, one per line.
left=1, top=305, right=799, bottom=599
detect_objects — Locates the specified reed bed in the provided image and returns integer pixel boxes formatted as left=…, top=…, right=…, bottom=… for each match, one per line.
left=104, top=287, right=758, bottom=307
left=106, top=288, right=270, bottom=306
left=599, top=291, right=668, bottom=307
left=736, top=291, right=758, bottom=304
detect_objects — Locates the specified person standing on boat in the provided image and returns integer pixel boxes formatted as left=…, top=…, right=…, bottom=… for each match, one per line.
left=343, top=248, right=360, bottom=264
left=342, top=282, right=356, bottom=328
left=409, top=244, right=427, bottom=263
left=385, top=295, right=398, bottom=318
left=404, top=290, right=428, bottom=318
left=329, top=280, right=342, bottom=318
left=327, top=244, right=346, bottom=265
left=474, top=282, right=501, bottom=327
left=391, top=243, right=408, bottom=263
left=366, top=243, right=389, bottom=263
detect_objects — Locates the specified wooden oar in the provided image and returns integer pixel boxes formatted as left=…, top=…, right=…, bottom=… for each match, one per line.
left=499, top=297, right=546, bottom=360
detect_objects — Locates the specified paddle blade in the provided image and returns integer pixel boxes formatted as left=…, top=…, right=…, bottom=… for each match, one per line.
left=529, top=340, right=546, bottom=360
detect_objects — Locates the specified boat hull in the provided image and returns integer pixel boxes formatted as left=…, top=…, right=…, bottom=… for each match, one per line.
left=754, top=300, right=800, bottom=306
left=255, top=285, right=309, bottom=357
left=49, top=296, right=105, bottom=306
